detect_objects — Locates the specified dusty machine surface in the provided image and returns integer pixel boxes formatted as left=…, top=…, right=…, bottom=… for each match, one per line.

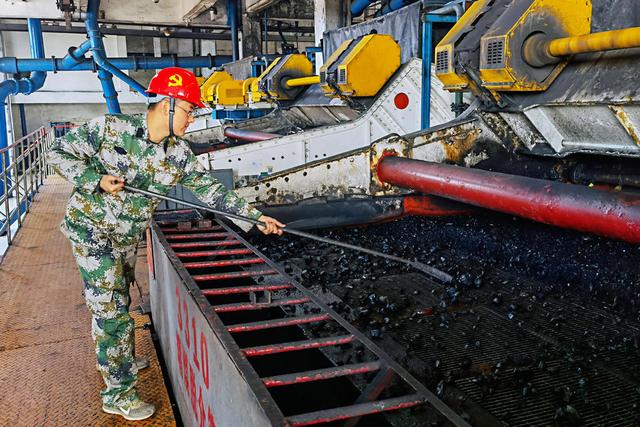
left=231, top=0, right=640, bottom=240
left=187, top=31, right=459, bottom=189
left=189, top=58, right=455, bottom=180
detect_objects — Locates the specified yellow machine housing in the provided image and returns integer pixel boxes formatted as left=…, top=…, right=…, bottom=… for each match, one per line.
left=215, top=79, right=245, bottom=106
left=201, top=70, right=233, bottom=104
left=319, top=34, right=401, bottom=97
left=434, top=0, right=492, bottom=92
left=242, top=77, right=263, bottom=104
left=479, top=0, right=592, bottom=91
left=257, top=54, right=314, bottom=100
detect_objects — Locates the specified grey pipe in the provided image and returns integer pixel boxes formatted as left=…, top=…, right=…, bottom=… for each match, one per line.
left=426, top=0, right=464, bottom=18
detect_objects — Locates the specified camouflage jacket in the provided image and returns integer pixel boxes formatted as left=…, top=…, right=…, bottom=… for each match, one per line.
left=48, top=114, right=262, bottom=250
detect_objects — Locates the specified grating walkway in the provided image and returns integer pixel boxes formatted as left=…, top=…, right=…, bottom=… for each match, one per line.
left=0, top=175, right=176, bottom=426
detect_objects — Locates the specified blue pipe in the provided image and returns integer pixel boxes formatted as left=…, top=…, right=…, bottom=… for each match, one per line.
left=228, top=0, right=239, bottom=61
left=380, top=0, right=415, bottom=14
left=0, top=55, right=229, bottom=74
left=421, top=13, right=457, bottom=129
left=421, top=17, right=432, bottom=129
left=27, top=19, right=46, bottom=95
left=59, top=39, right=93, bottom=70
left=86, top=0, right=122, bottom=113
left=351, top=0, right=375, bottom=17
left=0, top=19, right=47, bottom=197
left=390, top=0, right=412, bottom=8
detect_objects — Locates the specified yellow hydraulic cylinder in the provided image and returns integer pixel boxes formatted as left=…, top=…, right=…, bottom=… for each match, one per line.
left=525, top=26, right=640, bottom=67
left=548, top=26, right=640, bottom=56
left=285, top=75, right=321, bottom=88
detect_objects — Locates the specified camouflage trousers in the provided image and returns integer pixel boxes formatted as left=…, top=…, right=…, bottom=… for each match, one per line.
left=70, top=241, right=140, bottom=407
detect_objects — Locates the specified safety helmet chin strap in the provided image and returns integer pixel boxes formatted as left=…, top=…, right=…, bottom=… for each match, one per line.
left=166, top=97, right=176, bottom=152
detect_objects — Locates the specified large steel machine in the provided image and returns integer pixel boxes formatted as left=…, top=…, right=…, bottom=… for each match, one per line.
left=187, top=33, right=458, bottom=194
left=228, top=0, right=640, bottom=241
left=147, top=1, right=640, bottom=426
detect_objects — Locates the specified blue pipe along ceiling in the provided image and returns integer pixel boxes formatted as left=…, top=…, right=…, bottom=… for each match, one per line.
left=0, top=0, right=231, bottom=225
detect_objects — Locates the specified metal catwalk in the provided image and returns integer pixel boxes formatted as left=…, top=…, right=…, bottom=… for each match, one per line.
left=0, top=176, right=175, bottom=426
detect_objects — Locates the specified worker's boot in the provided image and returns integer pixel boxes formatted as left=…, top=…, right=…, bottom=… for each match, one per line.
left=96, top=357, right=149, bottom=372
left=102, top=398, right=155, bottom=421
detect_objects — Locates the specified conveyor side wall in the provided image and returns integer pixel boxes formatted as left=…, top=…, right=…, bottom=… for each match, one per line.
left=149, top=228, right=282, bottom=427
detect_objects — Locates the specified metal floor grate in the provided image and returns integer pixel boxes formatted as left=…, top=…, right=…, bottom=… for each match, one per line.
left=153, top=211, right=470, bottom=426
left=340, top=270, right=640, bottom=426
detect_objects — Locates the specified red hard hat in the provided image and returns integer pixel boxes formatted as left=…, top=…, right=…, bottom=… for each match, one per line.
left=147, top=67, right=205, bottom=108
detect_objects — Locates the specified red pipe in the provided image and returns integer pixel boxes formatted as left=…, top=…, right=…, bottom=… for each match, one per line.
left=223, top=127, right=281, bottom=142
left=403, top=194, right=473, bottom=216
left=377, top=156, right=640, bottom=243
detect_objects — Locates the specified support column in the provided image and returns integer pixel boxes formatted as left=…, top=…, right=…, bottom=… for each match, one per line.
left=313, top=0, right=344, bottom=45
left=0, top=31, right=15, bottom=154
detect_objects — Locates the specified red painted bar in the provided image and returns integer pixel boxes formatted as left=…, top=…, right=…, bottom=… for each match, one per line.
left=165, top=232, right=232, bottom=240
left=287, top=395, right=424, bottom=426
left=193, top=269, right=277, bottom=282
left=202, top=284, right=293, bottom=296
left=160, top=226, right=224, bottom=233
left=213, top=297, right=311, bottom=313
left=377, top=156, right=640, bottom=243
left=170, top=240, right=242, bottom=249
left=243, top=335, right=356, bottom=357
left=262, top=361, right=383, bottom=388
left=227, top=313, right=331, bottom=333
left=176, top=248, right=253, bottom=258
left=155, top=209, right=194, bottom=217
left=182, top=257, right=265, bottom=269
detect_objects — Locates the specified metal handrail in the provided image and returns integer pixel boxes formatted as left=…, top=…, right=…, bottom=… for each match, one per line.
left=0, top=126, right=46, bottom=154
left=0, top=125, right=54, bottom=253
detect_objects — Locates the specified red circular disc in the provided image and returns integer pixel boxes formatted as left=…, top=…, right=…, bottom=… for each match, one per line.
left=394, top=92, right=409, bottom=109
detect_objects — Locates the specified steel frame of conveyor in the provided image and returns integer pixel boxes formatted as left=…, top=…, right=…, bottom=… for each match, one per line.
left=149, top=210, right=470, bottom=427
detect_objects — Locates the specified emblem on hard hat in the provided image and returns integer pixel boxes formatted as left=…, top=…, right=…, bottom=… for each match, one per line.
left=168, top=74, right=183, bottom=87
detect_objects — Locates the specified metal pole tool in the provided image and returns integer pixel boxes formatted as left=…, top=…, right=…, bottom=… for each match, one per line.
left=125, top=185, right=453, bottom=283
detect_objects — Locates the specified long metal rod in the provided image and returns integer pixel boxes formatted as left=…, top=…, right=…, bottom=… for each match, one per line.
left=126, top=185, right=453, bottom=282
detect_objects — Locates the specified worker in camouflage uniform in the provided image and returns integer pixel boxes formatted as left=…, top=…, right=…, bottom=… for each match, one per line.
left=48, top=67, right=284, bottom=421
